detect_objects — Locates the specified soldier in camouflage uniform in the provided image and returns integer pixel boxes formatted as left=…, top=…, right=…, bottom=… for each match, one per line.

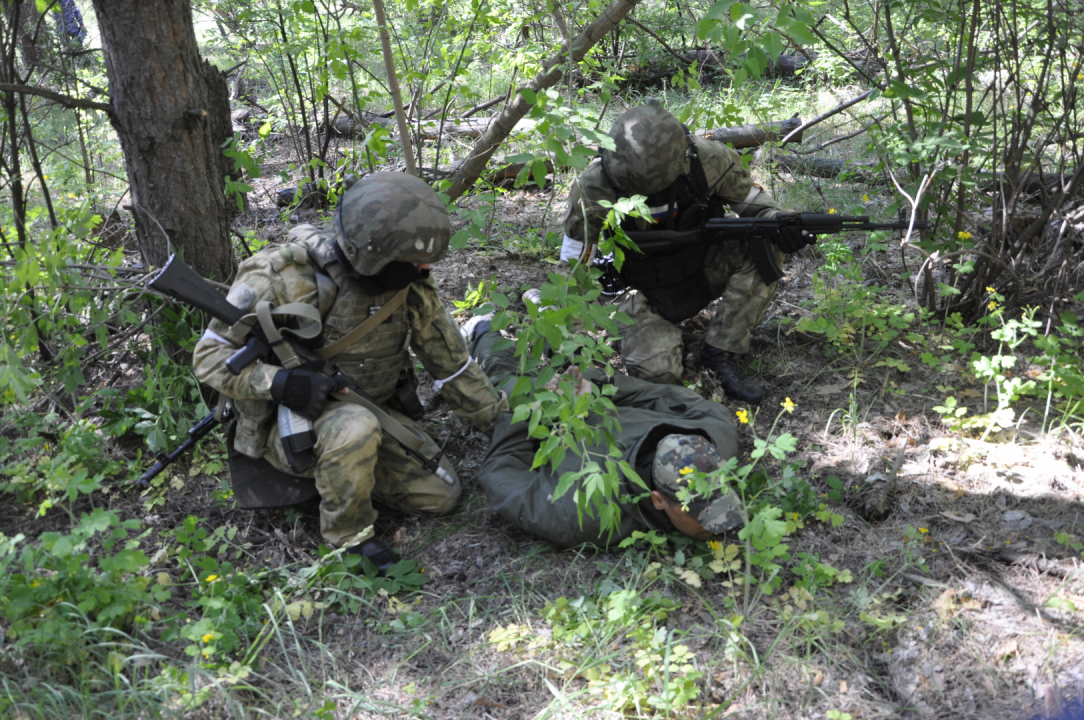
left=194, top=173, right=507, bottom=570
left=463, top=318, right=743, bottom=548
left=561, top=102, right=813, bottom=404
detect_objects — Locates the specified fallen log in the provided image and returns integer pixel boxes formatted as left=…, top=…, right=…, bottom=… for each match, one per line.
left=974, top=169, right=1080, bottom=198
left=681, top=50, right=811, bottom=78
left=772, top=154, right=1079, bottom=199
left=319, top=113, right=536, bottom=140
left=697, top=117, right=804, bottom=148
left=418, top=157, right=556, bottom=188
left=771, top=153, right=881, bottom=183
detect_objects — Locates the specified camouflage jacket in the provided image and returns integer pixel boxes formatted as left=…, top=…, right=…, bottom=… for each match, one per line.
left=193, top=225, right=505, bottom=458
left=474, top=372, right=738, bottom=548
left=564, top=136, right=782, bottom=245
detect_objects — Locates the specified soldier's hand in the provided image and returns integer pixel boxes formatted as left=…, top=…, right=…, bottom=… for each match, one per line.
left=776, top=226, right=815, bottom=254
left=270, top=368, right=339, bottom=421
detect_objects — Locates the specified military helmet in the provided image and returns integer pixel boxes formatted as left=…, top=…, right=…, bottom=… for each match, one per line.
left=652, top=434, right=743, bottom=533
left=602, top=104, right=691, bottom=196
left=335, top=172, right=451, bottom=276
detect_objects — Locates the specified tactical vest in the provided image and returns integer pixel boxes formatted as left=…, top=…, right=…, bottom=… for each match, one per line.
left=301, top=233, right=411, bottom=404
left=599, top=133, right=729, bottom=323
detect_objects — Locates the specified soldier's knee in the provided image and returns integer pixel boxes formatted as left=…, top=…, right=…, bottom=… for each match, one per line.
left=428, top=481, right=462, bottom=514
left=620, top=314, right=683, bottom=385
left=314, top=404, right=380, bottom=459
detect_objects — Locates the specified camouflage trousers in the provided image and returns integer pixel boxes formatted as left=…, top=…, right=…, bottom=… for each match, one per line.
left=616, top=240, right=783, bottom=385
left=263, top=402, right=460, bottom=547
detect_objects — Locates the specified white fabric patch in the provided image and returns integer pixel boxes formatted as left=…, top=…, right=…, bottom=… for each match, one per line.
left=200, top=329, right=233, bottom=346
left=560, top=235, right=584, bottom=262
left=433, top=357, right=474, bottom=392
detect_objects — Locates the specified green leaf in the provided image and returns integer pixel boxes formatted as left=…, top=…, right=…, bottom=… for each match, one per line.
left=519, top=88, right=537, bottom=105
left=763, top=31, right=784, bottom=62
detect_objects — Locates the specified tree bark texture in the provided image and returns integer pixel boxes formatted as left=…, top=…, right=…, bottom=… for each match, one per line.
left=445, top=0, right=641, bottom=201
left=90, top=0, right=235, bottom=282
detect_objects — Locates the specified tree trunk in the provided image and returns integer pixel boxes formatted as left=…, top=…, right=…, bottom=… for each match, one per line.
left=90, top=0, right=235, bottom=282
left=445, top=0, right=642, bottom=201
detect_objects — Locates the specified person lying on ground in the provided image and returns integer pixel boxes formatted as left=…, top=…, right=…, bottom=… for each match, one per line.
left=462, top=314, right=744, bottom=548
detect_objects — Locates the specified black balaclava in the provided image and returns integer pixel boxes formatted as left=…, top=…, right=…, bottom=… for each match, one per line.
left=334, top=241, right=430, bottom=295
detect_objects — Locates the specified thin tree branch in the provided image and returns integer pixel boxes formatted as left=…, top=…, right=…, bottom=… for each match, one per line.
left=0, top=83, right=112, bottom=113
left=781, top=89, right=875, bottom=144
left=624, top=15, right=686, bottom=65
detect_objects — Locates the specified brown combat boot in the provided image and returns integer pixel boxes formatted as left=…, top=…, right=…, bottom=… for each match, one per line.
left=700, top=345, right=766, bottom=405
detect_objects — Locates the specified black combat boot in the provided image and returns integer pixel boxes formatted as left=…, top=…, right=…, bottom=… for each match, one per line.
left=700, top=345, right=766, bottom=404
left=346, top=537, right=399, bottom=575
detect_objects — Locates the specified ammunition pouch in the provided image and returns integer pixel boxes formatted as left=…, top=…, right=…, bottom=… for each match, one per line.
left=277, top=406, right=317, bottom=474
left=391, top=367, right=425, bottom=421
left=232, top=398, right=274, bottom=458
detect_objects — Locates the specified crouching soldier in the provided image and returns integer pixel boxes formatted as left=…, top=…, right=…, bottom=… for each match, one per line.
left=194, top=173, right=507, bottom=571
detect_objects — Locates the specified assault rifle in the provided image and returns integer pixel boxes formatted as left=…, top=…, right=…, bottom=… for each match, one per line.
left=137, top=409, right=225, bottom=485
left=624, top=213, right=929, bottom=285
left=146, top=255, right=454, bottom=485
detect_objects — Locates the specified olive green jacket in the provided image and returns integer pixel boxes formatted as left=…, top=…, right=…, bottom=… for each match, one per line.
left=475, top=372, right=738, bottom=548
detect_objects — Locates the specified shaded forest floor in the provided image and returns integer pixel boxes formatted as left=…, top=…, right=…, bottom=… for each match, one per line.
left=5, top=155, right=1084, bottom=720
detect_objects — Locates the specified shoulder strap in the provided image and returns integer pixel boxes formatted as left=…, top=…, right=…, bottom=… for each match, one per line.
left=251, top=301, right=323, bottom=370
left=314, top=287, right=408, bottom=361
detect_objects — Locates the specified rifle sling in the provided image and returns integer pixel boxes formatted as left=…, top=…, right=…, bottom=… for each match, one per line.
left=253, top=301, right=323, bottom=370
left=336, top=388, right=435, bottom=464
left=251, top=295, right=441, bottom=475
left=314, top=287, right=407, bottom=361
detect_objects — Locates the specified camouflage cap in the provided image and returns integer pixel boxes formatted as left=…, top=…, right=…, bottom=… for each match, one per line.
left=653, top=434, right=743, bottom=533
left=602, top=105, right=690, bottom=196
left=335, top=172, right=451, bottom=276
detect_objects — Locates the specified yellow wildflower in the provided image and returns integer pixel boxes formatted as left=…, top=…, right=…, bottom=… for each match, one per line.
left=918, top=527, right=928, bottom=534
left=986, top=286, right=996, bottom=293
left=862, top=194, right=870, bottom=202
left=957, top=230, right=972, bottom=240
left=204, top=574, right=219, bottom=583
left=708, top=540, right=721, bottom=550
left=681, top=502, right=690, bottom=512
left=781, top=397, right=796, bottom=413
left=735, top=409, right=749, bottom=424
left=201, top=633, right=215, bottom=643
left=679, top=466, right=695, bottom=475
left=828, top=208, right=836, bottom=214
left=988, top=301, right=998, bottom=311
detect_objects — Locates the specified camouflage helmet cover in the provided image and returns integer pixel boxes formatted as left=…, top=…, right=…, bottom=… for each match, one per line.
left=602, top=104, right=691, bottom=196
left=335, top=172, right=451, bottom=276
left=653, top=433, right=743, bottom=533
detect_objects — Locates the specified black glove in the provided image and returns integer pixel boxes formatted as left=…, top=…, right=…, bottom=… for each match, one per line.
left=270, top=368, right=339, bottom=421
left=776, top=226, right=815, bottom=254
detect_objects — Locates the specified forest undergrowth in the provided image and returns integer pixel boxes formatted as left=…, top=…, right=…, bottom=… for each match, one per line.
left=2, top=0, right=1084, bottom=718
